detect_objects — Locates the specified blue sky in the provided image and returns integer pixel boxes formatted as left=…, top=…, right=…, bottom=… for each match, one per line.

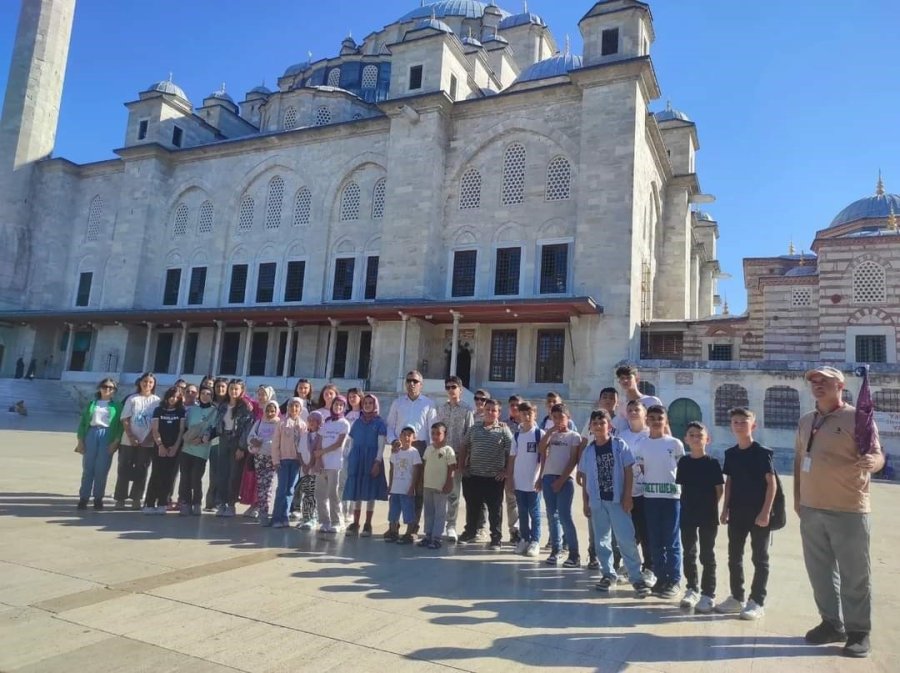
left=1, top=0, right=898, bottom=314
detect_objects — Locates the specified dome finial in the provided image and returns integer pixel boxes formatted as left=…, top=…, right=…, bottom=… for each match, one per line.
left=788, top=239, right=795, bottom=255
left=798, top=250, right=806, bottom=266
left=168, top=71, right=173, bottom=83
left=876, top=169, right=885, bottom=196
left=666, top=99, right=672, bottom=112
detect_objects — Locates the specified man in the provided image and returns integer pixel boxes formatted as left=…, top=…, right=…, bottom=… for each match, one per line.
left=435, top=375, right=474, bottom=542
left=795, top=366, right=883, bottom=659
left=614, top=365, right=662, bottom=433
left=459, top=398, right=513, bottom=549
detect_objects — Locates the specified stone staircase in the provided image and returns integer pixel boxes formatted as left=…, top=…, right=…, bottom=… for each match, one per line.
left=0, top=378, right=81, bottom=416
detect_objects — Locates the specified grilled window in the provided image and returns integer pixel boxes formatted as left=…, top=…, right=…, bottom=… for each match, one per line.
left=451, top=250, right=476, bottom=297
left=228, top=264, right=248, bottom=304
left=494, top=247, right=521, bottom=296
left=714, top=384, right=749, bottom=426
left=539, top=243, right=568, bottom=294
left=284, top=261, right=305, bottom=302
left=489, top=330, right=517, bottom=382
left=764, top=386, right=800, bottom=429
left=162, top=268, right=181, bottom=306
left=333, top=257, right=355, bottom=300
left=187, top=267, right=206, bottom=305
left=535, top=329, right=565, bottom=383
left=256, top=262, right=276, bottom=303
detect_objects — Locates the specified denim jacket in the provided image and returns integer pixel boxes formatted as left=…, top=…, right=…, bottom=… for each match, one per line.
left=578, top=436, right=635, bottom=505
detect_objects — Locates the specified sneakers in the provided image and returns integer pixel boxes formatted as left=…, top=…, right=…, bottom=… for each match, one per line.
left=515, top=539, right=529, bottom=555
left=587, top=557, right=600, bottom=571
left=680, top=589, right=701, bottom=609
left=695, top=595, right=716, bottom=614
left=444, top=526, right=458, bottom=543
left=243, top=506, right=259, bottom=520
left=346, top=522, right=360, bottom=535
left=545, top=551, right=559, bottom=566
left=77, top=499, right=88, bottom=510
left=215, top=505, right=226, bottom=517
left=595, top=576, right=613, bottom=592
left=361, top=523, right=373, bottom=537
left=178, top=504, right=191, bottom=516
left=633, top=581, right=651, bottom=598
left=805, top=620, right=848, bottom=645
left=397, top=533, right=414, bottom=545
left=616, top=570, right=630, bottom=585
left=428, top=539, right=442, bottom=550
left=562, top=555, right=581, bottom=569
left=114, top=500, right=126, bottom=510
left=131, top=499, right=142, bottom=510
left=142, top=505, right=156, bottom=515
left=525, top=541, right=540, bottom=557
left=297, top=520, right=314, bottom=530
left=641, top=569, right=657, bottom=587
left=289, top=511, right=300, bottom=521
left=843, top=632, right=871, bottom=658
left=383, top=530, right=399, bottom=543
left=715, top=596, right=745, bottom=614
left=417, top=537, right=432, bottom=548
left=93, top=498, right=105, bottom=510
left=489, top=539, right=502, bottom=550
left=509, top=528, right=520, bottom=544
left=191, top=504, right=202, bottom=516
left=457, top=532, right=477, bottom=544
left=221, top=505, right=235, bottom=518
left=740, top=599, right=765, bottom=620
left=658, top=583, right=680, bottom=600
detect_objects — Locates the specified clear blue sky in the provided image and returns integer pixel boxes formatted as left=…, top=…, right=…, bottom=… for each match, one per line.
left=1, top=0, right=898, bottom=314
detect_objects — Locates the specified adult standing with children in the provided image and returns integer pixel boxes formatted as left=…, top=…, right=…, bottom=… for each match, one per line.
left=795, top=366, right=883, bottom=658
left=75, top=378, right=123, bottom=510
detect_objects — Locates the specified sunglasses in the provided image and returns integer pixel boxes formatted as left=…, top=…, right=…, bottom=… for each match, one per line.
left=474, top=396, right=486, bottom=402
left=406, top=379, right=422, bottom=385
left=100, top=385, right=116, bottom=391
left=445, top=384, right=458, bottom=390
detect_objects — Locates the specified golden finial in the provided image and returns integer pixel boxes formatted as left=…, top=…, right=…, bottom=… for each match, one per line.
left=889, top=204, right=898, bottom=232
left=876, top=169, right=885, bottom=196
left=788, top=239, right=795, bottom=255
left=798, top=251, right=806, bottom=266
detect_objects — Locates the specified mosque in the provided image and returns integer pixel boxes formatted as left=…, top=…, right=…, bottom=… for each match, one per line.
left=0, top=0, right=897, bottom=465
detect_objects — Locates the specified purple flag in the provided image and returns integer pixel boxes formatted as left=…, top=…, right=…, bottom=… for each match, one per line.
left=855, top=366, right=876, bottom=455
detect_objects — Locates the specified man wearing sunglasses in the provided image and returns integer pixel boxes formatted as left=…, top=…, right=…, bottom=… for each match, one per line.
left=435, top=376, right=475, bottom=543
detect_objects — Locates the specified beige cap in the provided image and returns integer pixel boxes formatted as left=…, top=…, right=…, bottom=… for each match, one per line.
left=804, top=366, right=845, bottom=383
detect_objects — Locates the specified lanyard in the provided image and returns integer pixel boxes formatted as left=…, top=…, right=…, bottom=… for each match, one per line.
left=806, top=406, right=839, bottom=453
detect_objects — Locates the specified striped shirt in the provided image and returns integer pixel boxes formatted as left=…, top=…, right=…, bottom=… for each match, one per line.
left=463, top=422, right=513, bottom=477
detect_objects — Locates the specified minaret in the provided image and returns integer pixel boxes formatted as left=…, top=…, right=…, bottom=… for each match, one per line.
left=0, top=0, right=76, bottom=308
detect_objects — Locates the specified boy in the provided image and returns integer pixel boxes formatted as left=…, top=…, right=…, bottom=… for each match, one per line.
left=614, top=365, right=662, bottom=433
left=578, top=409, right=652, bottom=598
left=619, top=400, right=654, bottom=585
left=677, top=421, right=724, bottom=613
left=420, top=422, right=456, bottom=550
left=508, top=402, right=543, bottom=557
left=386, top=426, right=422, bottom=544
left=634, top=405, right=684, bottom=598
left=541, top=392, right=576, bottom=431
left=539, top=403, right=582, bottom=567
left=716, top=408, right=776, bottom=620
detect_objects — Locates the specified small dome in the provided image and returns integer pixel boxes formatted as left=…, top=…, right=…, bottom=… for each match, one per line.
left=144, top=79, right=189, bottom=102
left=398, top=1, right=509, bottom=22
left=830, top=181, right=900, bottom=228
left=499, top=12, right=546, bottom=29
left=461, top=35, right=483, bottom=48
left=784, top=266, right=817, bottom=277
left=515, top=53, right=583, bottom=83
left=283, top=61, right=311, bottom=77
left=482, top=31, right=509, bottom=45
left=247, top=85, right=272, bottom=97
left=409, top=18, right=454, bottom=35
left=655, top=106, right=692, bottom=123
left=695, top=211, right=715, bottom=222
left=206, top=89, right=234, bottom=104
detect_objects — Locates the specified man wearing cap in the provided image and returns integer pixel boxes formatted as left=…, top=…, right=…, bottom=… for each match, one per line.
left=795, top=366, right=883, bottom=659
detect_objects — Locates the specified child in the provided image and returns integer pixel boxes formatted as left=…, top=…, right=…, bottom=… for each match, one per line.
left=270, top=397, right=307, bottom=528
left=508, top=402, right=543, bottom=557
left=578, top=409, right=652, bottom=598
left=247, top=400, right=280, bottom=524
left=315, top=397, right=350, bottom=534
left=386, top=426, right=422, bottom=544
left=619, top=400, right=653, bottom=583
left=676, top=421, right=724, bottom=612
left=419, top=422, right=456, bottom=549
left=179, top=386, right=217, bottom=515
left=539, top=403, right=582, bottom=567
left=296, top=410, right=321, bottom=530
left=145, top=387, right=185, bottom=514
left=633, top=405, right=684, bottom=598
left=716, top=408, right=776, bottom=620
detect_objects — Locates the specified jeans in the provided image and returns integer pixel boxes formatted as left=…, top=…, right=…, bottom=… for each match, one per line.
left=423, top=488, right=449, bottom=538
left=204, top=441, right=219, bottom=509
left=145, top=454, right=179, bottom=508
left=681, top=522, right=718, bottom=597
left=515, top=490, right=541, bottom=543
left=591, top=497, right=643, bottom=582
left=315, top=468, right=341, bottom=526
left=113, top=444, right=153, bottom=503
left=727, top=509, right=770, bottom=605
left=462, top=475, right=504, bottom=542
left=632, top=495, right=653, bottom=571
left=505, top=479, right=519, bottom=535
left=178, top=453, right=207, bottom=506
left=800, top=506, right=872, bottom=633
left=542, top=475, right=579, bottom=557
left=644, top=497, right=682, bottom=585
left=388, top=493, right=415, bottom=524
left=79, top=427, right=112, bottom=501
left=271, top=460, right=300, bottom=525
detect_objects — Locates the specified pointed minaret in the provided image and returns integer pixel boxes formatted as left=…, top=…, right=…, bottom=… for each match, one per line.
left=0, top=0, right=77, bottom=308
left=788, top=239, right=796, bottom=255
left=876, top=170, right=885, bottom=196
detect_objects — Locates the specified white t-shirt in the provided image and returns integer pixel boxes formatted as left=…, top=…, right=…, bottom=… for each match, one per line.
left=543, top=429, right=581, bottom=476
left=320, top=417, right=351, bottom=470
left=390, top=447, right=422, bottom=495
left=633, top=435, right=684, bottom=499
left=91, top=400, right=111, bottom=428
left=619, top=426, right=650, bottom=497
left=122, top=394, right=160, bottom=445
left=510, top=426, right=543, bottom=492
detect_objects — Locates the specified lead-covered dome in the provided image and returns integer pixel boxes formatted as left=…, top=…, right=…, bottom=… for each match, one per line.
left=398, top=0, right=510, bottom=22
left=830, top=178, right=900, bottom=228
left=515, top=53, right=583, bottom=84
left=144, top=79, right=189, bottom=102
left=654, top=104, right=691, bottom=123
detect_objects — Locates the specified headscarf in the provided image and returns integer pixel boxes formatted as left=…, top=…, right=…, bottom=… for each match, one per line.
left=360, top=393, right=380, bottom=423
left=264, top=400, right=280, bottom=417
left=329, top=395, right=348, bottom=421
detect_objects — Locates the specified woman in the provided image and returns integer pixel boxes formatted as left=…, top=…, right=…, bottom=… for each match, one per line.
left=75, top=378, right=123, bottom=510
left=180, top=386, right=218, bottom=515
left=281, top=378, right=313, bottom=415
left=343, top=393, right=388, bottom=536
left=213, top=379, right=254, bottom=517
left=204, top=377, right=230, bottom=511
left=144, top=386, right=186, bottom=514
left=114, top=372, right=160, bottom=509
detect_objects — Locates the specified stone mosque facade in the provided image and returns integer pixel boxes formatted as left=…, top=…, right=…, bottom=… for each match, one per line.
left=0, top=0, right=898, bottom=465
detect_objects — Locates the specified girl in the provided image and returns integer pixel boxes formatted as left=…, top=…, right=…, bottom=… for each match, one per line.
left=343, top=394, right=388, bottom=536
left=180, top=386, right=218, bottom=515
left=315, top=397, right=350, bottom=533
left=247, top=400, right=280, bottom=524
left=539, top=403, right=583, bottom=568
left=281, top=379, right=313, bottom=416
left=296, top=410, right=323, bottom=530
left=204, top=377, right=230, bottom=511
left=145, top=387, right=185, bottom=514
left=339, top=387, right=364, bottom=520
left=213, top=379, right=254, bottom=517
left=114, top=372, right=160, bottom=509
left=315, top=383, right=339, bottom=412
left=270, top=397, right=307, bottom=528
left=241, top=385, right=275, bottom=519
left=346, top=388, right=363, bottom=422
left=75, top=378, right=123, bottom=510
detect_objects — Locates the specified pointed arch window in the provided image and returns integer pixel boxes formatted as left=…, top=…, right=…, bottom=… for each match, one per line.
left=264, top=176, right=285, bottom=229
left=197, top=200, right=214, bottom=233
left=238, top=196, right=255, bottom=232
left=545, top=156, right=572, bottom=201
left=501, top=143, right=526, bottom=205
left=340, top=182, right=361, bottom=221
left=327, top=67, right=341, bottom=87
left=459, top=169, right=482, bottom=210
left=372, top=178, right=386, bottom=219
left=293, top=187, right=311, bottom=227
left=172, top=204, right=189, bottom=237
left=282, top=106, right=298, bottom=130
left=85, top=195, right=103, bottom=242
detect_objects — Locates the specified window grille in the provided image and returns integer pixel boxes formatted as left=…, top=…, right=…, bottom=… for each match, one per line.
left=372, top=178, right=386, bottom=219
left=283, top=106, right=298, bottom=130
left=293, top=187, right=311, bottom=226
left=256, top=262, right=277, bottom=303
left=764, top=386, right=800, bottom=429
left=545, top=156, right=572, bottom=201
left=284, top=260, right=305, bottom=302
left=238, top=196, right=254, bottom=231
left=327, top=67, right=341, bottom=87
left=714, top=384, right=749, bottom=426
left=535, top=330, right=565, bottom=383
left=792, top=287, right=812, bottom=307
left=874, top=389, right=900, bottom=412
left=85, top=196, right=103, bottom=242
left=333, top=257, right=355, bottom=300
left=228, top=264, right=248, bottom=304
left=494, top=247, right=521, bottom=296
left=197, top=200, right=214, bottom=233
left=853, top=260, right=886, bottom=303
left=539, top=243, right=568, bottom=294
left=501, top=143, right=526, bottom=205
left=264, top=176, right=284, bottom=229
left=340, top=182, right=360, bottom=221
left=638, top=381, right=657, bottom=396
left=187, top=267, right=206, bottom=305
left=162, top=268, right=181, bottom=306
left=364, top=255, right=379, bottom=299
left=489, top=330, right=517, bottom=382
left=76, top=272, right=92, bottom=307
left=856, top=335, right=887, bottom=363
left=172, top=204, right=189, bottom=237
left=362, top=65, right=378, bottom=88
left=459, top=169, right=482, bottom=209
left=451, top=250, right=476, bottom=297
left=315, top=106, right=332, bottom=126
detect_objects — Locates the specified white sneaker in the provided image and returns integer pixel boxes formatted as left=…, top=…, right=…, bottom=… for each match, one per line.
left=715, top=596, right=745, bottom=614
left=740, top=599, right=765, bottom=620
left=680, top=589, right=700, bottom=608
left=525, top=542, right=540, bottom=557
left=695, top=595, right=716, bottom=613
left=515, top=539, right=529, bottom=555
left=616, top=570, right=630, bottom=585
left=641, top=569, right=657, bottom=587
left=289, top=512, right=300, bottom=521
left=444, top=526, right=458, bottom=543
left=297, top=520, right=314, bottom=530
left=243, top=505, right=259, bottom=519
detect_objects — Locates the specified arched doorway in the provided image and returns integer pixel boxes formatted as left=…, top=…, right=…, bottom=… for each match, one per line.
left=444, top=343, right=472, bottom=390
left=668, top=398, right=702, bottom=443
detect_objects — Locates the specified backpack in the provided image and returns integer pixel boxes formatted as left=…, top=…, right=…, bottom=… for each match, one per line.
left=769, top=469, right=786, bottom=531
left=514, top=428, right=543, bottom=462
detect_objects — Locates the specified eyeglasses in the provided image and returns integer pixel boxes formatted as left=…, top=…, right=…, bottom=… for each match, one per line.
left=406, top=379, right=422, bottom=385
left=445, top=384, right=458, bottom=390
left=474, top=396, right=486, bottom=402
left=100, top=385, right=116, bottom=391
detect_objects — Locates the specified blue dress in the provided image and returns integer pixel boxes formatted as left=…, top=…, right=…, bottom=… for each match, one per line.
left=343, top=416, right=389, bottom=502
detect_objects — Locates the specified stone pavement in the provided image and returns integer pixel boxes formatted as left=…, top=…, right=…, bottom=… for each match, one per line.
left=0, top=415, right=897, bottom=672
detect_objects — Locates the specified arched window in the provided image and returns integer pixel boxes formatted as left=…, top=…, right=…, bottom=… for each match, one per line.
left=874, top=389, right=900, bottom=413
left=361, top=65, right=378, bottom=89
left=764, top=386, right=800, bottom=429
left=339, top=182, right=360, bottom=221
left=85, top=195, right=103, bottom=242
left=238, top=196, right=254, bottom=232
left=545, top=156, right=572, bottom=201
left=714, top=383, right=749, bottom=426
left=293, top=187, right=311, bottom=227
left=264, top=175, right=284, bottom=229
left=853, top=260, right=886, bottom=303
left=282, top=106, right=298, bottom=130
left=638, top=380, right=657, bottom=396
left=315, top=106, right=332, bottom=126
left=172, top=204, right=189, bottom=237
left=327, top=67, right=341, bottom=87
left=372, top=178, right=386, bottom=219
left=197, top=200, right=214, bottom=233
left=501, top=143, right=526, bottom=205
left=459, top=168, right=482, bottom=210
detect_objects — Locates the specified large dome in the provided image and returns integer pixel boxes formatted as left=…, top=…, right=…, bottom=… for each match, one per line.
left=398, top=1, right=510, bottom=23
left=515, top=53, right=583, bottom=84
left=830, top=179, right=900, bottom=228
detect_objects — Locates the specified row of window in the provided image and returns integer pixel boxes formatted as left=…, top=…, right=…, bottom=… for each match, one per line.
left=459, top=145, right=571, bottom=210
left=282, top=105, right=339, bottom=131
left=488, top=329, right=566, bottom=384
left=136, top=119, right=183, bottom=147
left=451, top=242, right=570, bottom=298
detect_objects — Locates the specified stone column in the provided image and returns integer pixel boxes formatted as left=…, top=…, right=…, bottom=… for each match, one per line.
left=210, top=320, right=224, bottom=374
left=241, top=320, right=254, bottom=378
left=397, top=313, right=409, bottom=386
left=449, top=310, right=462, bottom=376
left=175, top=321, right=189, bottom=376
left=62, top=322, right=75, bottom=372
left=365, top=316, right=378, bottom=383
left=141, top=322, right=154, bottom=372
left=325, top=318, right=340, bottom=380
left=282, top=320, right=296, bottom=378
left=699, top=262, right=715, bottom=319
